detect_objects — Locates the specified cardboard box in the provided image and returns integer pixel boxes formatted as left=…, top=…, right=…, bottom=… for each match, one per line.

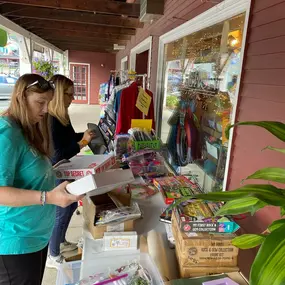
left=82, top=192, right=136, bottom=239
left=177, top=259, right=239, bottom=278
left=66, top=169, right=135, bottom=196
left=165, top=272, right=248, bottom=285
left=103, top=232, right=138, bottom=251
left=172, top=215, right=238, bottom=267
left=174, top=207, right=239, bottom=234
left=53, top=154, right=116, bottom=180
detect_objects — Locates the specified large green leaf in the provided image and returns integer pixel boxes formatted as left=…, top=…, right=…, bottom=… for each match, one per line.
left=226, top=121, right=285, bottom=142
left=0, top=29, right=7, bottom=47
left=246, top=167, right=285, bottom=183
left=170, top=184, right=285, bottom=210
left=215, top=197, right=266, bottom=216
left=281, top=207, right=285, bottom=217
left=268, top=219, right=285, bottom=232
left=250, top=224, right=285, bottom=285
left=232, top=234, right=266, bottom=249
left=263, top=146, right=285, bottom=155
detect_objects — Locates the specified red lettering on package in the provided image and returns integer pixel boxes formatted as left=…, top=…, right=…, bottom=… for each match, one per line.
left=88, top=163, right=97, bottom=168
left=71, top=171, right=84, bottom=177
left=64, top=171, right=71, bottom=177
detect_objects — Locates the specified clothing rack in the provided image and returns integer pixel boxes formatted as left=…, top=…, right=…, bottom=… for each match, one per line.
left=133, top=73, right=147, bottom=90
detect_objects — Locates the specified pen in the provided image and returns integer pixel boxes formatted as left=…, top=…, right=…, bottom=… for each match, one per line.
left=93, top=274, right=128, bottom=285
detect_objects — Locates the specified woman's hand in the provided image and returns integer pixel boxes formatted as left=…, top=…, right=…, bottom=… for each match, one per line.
left=82, top=129, right=96, bottom=144
left=46, top=181, right=84, bottom=208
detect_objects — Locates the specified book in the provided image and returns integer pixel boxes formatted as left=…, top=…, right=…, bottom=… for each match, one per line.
left=153, top=176, right=203, bottom=204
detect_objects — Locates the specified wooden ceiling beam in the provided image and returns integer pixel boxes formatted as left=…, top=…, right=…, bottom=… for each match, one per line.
left=49, top=40, right=117, bottom=49
left=38, top=35, right=127, bottom=46
left=0, top=4, right=143, bottom=28
left=1, top=0, right=140, bottom=17
left=23, top=20, right=136, bottom=35
left=59, top=45, right=116, bottom=54
left=34, top=29, right=131, bottom=41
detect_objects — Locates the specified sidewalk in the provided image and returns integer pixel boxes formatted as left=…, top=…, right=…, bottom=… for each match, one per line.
left=69, top=104, right=101, bottom=132
left=42, top=103, right=101, bottom=285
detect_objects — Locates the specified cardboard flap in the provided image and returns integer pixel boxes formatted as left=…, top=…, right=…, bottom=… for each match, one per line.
left=108, top=190, right=131, bottom=207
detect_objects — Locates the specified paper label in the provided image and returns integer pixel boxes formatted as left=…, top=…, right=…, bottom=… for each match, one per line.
left=185, top=232, right=198, bottom=237
left=136, top=87, right=152, bottom=116
left=131, top=119, right=152, bottom=131
left=186, top=244, right=238, bottom=265
left=110, top=238, right=130, bottom=248
left=107, top=223, right=124, bottom=232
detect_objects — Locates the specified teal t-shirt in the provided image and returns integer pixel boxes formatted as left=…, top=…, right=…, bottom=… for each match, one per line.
left=0, top=117, right=56, bottom=255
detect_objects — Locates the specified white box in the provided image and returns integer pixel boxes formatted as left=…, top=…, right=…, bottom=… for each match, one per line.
left=66, top=169, right=135, bottom=196
left=53, top=154, right=116, bottom=180
left=103, top=232, right=138, bottom=251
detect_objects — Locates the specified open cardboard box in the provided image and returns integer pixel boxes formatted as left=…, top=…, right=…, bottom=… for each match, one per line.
left=66, top=168, right=135, bottom=196
left=83, top=190, right=138, bottom=239
left=53, top=154, right=116, bottom=180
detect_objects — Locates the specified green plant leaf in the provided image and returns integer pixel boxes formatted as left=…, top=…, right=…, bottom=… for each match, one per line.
left=170, top=184, right=285, bottom=210
left=246, top=167, right=285, bottom=183
left=281, top=207, right=285, bottom=217
left=263, top=146, right=285, bottom=155
left=232, top=234, right=266, bottom=249
left=215, top=197, right=266, bottom=216
left=268, top=219, right=285, bottom=232
left=250, top=224, right=285, bottom=285
left=226, top=121, right=285, bottom=141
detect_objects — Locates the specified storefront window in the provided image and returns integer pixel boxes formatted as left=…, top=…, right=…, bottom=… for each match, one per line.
left=160, top=13, right=246, bottom=192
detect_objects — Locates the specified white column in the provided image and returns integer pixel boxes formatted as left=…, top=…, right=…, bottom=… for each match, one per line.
left=63, top=50, right=69, bottom=77
left=18, top=35, right=32, bottom=75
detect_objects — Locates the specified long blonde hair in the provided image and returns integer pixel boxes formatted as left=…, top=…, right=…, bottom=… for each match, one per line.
left=48, top=74, right=74, bottom=126
left=4, top=73, right=54, bottom=157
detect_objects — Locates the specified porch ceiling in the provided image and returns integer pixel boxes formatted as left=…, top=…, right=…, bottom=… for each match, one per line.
left=0, top=0, right=141, bottom=53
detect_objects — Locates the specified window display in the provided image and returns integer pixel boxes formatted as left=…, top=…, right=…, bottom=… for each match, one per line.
left=159, top=13, right=246, bottom=192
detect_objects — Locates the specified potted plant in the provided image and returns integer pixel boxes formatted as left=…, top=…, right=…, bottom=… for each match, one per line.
left=171, top=121, right=285, bottom=285
left=33, top=58, right=58, bottom=80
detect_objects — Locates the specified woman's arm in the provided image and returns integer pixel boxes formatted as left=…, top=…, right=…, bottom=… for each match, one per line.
left=0, top=182, right=82, bottom=208
left=0, top=187, right=42, bottom=207
left=51, top=117, right=81, bottom=160
left=75, top=132, right=84, bottom=142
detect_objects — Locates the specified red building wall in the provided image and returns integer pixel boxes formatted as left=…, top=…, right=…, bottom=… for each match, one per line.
left=69, top=50, right=116, bottom=104
left=228, top=0, right=285, bottom=244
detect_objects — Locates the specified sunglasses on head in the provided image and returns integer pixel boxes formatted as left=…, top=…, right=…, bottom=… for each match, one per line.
left=26, top=80, right=55, bottom=91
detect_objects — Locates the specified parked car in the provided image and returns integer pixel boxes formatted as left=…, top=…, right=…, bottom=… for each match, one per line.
left=0, top=74, right=17, bottom=99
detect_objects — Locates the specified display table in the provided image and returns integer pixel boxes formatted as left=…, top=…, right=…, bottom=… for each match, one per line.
left=81, top=191, right=179, bottom=282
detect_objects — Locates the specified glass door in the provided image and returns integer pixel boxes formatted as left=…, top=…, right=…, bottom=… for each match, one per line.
left=69, top=63, right=89, bottom=104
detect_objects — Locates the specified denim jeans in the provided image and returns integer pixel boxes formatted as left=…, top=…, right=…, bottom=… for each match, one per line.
left=49, top=203, right=78, bottom=257
left=49, top=179, right=77, bottom=257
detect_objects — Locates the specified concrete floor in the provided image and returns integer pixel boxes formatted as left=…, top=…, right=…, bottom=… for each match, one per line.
left=42, top=103, right=101, bottom=285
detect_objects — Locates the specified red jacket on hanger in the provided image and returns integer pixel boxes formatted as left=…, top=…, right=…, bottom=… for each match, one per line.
left=116, top=82, right=155, bottom=134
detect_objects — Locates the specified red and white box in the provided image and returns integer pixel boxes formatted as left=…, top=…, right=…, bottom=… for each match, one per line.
left=53, top=154, right=116, bottom=180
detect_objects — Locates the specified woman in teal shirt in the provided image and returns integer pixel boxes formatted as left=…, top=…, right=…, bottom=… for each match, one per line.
left=0, top=74, right=82, bottom=285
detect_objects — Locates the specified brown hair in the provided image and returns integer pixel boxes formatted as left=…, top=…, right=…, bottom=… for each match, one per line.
left=3, top=73, right=54, bottom=157
left=48, top=74, right=74, bottom=126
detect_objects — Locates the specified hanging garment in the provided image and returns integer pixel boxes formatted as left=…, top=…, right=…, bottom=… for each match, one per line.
left=115, top=82, right=155, bottom=135
left=107, top=74, right=115, bottom=100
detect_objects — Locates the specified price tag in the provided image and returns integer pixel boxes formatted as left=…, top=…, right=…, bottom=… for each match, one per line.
left=136, top=87, right=152, bottom=116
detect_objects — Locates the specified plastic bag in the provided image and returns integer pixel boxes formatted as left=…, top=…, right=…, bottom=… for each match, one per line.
left=95, top=202, right=142, bottom=226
